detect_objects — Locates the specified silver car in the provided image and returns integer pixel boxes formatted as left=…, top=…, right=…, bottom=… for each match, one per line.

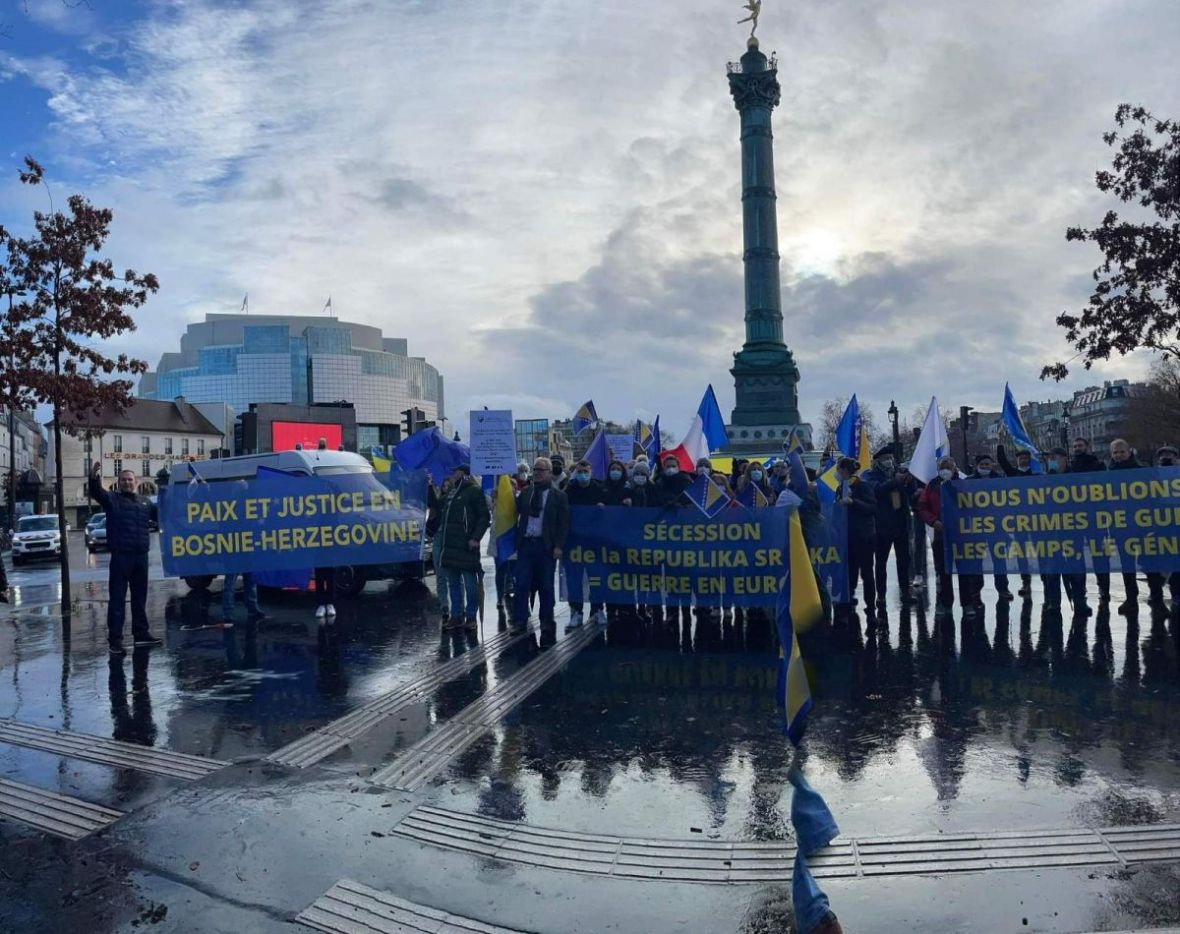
left=85, top=513, right=108, bottom=553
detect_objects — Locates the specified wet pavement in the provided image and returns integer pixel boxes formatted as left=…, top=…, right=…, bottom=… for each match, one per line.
left=1, top=544, right=1179, bottom=932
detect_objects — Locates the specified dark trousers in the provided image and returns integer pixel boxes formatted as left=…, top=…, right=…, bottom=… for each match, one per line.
left=108, top=551, right=150, bottom=646
left=1147, top=572, right=1180, bottom=602
left=847, top=536, right=877, bottom=611
left=314, top=567, right=335, bottom=603
left=1042, top=573, right=1062, bottom=608
left=514, top=538, right=555, bottom=625
left=931, top=533, right=971, bottom=608
left=874, top=528, right=911, bottom=600
left=494, top=557, right=514, bottom=606
left=911, top=514, right=928, bottom=578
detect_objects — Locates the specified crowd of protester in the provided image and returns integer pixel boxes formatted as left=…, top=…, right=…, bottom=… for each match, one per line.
left=422, top=436, right=1180, bottom=635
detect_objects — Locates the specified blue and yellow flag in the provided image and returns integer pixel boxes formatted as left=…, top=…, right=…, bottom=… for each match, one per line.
left=370, top=446, right=391, bottom=473
left=634, top=418, right=659, bottom=460
left=736, top=481, right=770, bottom=509
left=573, top=400, right=599, bottom=436
left=685, top=474, right=731, bottom=518
left=775, top=509, right=824, bottom=745
left=493, top=474, right=518, bottom=562
left=834, top=395, right=860, bottom=459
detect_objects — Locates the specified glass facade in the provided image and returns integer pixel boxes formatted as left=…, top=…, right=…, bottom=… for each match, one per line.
left=515, top=418, right=549, bottom=465
left=140, top=315, right=443, bottom=433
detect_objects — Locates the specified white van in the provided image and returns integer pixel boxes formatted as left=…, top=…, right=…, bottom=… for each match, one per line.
left=169, top=450, right=426, bottom=596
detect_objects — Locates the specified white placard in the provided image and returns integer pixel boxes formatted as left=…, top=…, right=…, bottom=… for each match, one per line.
left=469, top=409, right=517, bottom=476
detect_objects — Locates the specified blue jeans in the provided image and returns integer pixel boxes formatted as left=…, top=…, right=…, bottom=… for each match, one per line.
left=222, top=572, right=260, bottom=617
left=514, top=538, right=555, bottom=625
left=447, top=569, right=478, bottom=621
left=108, top=551, right=150, bottom=646
left=432, top=541, right=449, bottom=613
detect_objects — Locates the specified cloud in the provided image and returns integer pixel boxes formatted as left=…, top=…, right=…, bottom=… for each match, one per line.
left=1, top=0, right=1178, bottom=433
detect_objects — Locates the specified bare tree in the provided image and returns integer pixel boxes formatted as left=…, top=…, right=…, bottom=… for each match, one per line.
left=817, top=397, right=881, bottom=454
left=1123, top=357, right=1180, bottom=455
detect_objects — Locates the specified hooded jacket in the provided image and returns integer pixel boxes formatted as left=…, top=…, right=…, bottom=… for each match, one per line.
left=438, top=478, right=491, bottom=572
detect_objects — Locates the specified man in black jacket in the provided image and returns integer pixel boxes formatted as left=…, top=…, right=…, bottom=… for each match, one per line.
left=513, top=457, right=570, bottom=633
left=89, top=462, right=160, bottom=655
left=861, top=445, right=912, bottom=609
left=835, top=456, right=877, bottom=624
left=1108, top=438, right=1146, bottom=615
left=563, top=459, right=604, bottom=628
left=995, top=444, right=1035, bottom=596
left=1068, top=437, right=1107, bottom=611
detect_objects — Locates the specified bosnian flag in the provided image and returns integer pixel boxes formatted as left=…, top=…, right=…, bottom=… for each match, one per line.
left=660, top=385, right=728, bottom=473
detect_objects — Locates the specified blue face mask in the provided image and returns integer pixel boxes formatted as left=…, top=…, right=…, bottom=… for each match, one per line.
left=750, top=470, right=763, bottom=482
left=609, top=469, right=623, bottom=481
left=575, top=472, right=591, bottom=484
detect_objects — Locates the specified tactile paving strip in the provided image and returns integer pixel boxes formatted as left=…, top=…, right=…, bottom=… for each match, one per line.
left=267, top=624, right=535, bottom=768
left=369, top=622, right=605, bottom=791
left=0, top=718, right=227, bottom=781
left=0, top=777, right=124, bottom=840
left=297, top=878, right=523, bottom=934
left=392, top=805, right=1180, bottom=883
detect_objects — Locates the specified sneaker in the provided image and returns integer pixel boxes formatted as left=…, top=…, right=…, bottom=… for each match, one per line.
left=464, top=617, right=478, bottom=629
left=132, top=635, right=163, bottom=647
left=326, top=604, right=337, bottom=617
left=565, top=611, right=584, bottom=632
left=591, top=609, right=607, bottom=625
left=109, top=644, right=126, bottom=656
left=315, top=605, right=327, bottom=619
left=443, top=616, right=462, bottom=630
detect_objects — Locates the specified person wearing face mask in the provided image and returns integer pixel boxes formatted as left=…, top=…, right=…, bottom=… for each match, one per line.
left=695, top=457, right=714, bottom=480
left=768, top=458, right=791, bottom=496
left=513, top=461, right=530, bottom=493
left=1039, top=446, right=1072, bottom=612
left=735, top=461, right=772, bottom=501
left=655, top=453, right=693, bottom=507
left=834, top=456, right=878, bottom=625
left=916, top=455, right=962, bottom=613
left=603, top=460, right=632, bottom=506
left=962, top=453, right=1010, bottom=607
left=862, top=445, right=913, bottom=610
left=438, top=465, right=491, bottom=631
left=563, top=459, right=605, bottom=628
left=549, top=454, right=568, bottom=490
left=1107, top=438, right=1148, bottom=615
left=512, top=457, right=570, bottom=634
left=995, top=444, right=1035, bottom=597
left=627, top=461, right=654, bottom=506
left=1146, top=445, right=1180, bottom=609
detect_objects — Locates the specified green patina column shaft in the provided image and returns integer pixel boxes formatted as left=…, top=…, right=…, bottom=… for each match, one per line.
left=727, top=37, right=802, bottom=427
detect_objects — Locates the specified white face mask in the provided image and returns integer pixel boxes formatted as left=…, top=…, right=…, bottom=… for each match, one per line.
left=938, top=469, right=954, bottom=482
left=976, top=466, right=991, bottom=476
left=633, top=475, right=648, bottom=486
left=665, top=466, right=679, bottom=477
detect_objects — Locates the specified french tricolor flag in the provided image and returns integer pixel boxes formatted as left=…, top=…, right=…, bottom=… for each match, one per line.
left=660, top=385, right=729, bottom=473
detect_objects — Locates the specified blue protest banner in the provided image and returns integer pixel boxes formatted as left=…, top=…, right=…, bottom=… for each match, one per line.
left=813, top=499, right=848, bottom=603
left=942, top=468, right=1180, bottom=575
left=565, top=505, right=788, bottom=607
left=160, top=469, right=428, bottom=577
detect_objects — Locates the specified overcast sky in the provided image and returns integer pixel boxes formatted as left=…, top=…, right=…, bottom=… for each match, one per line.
left=2, top=0, right=1177, bottom=439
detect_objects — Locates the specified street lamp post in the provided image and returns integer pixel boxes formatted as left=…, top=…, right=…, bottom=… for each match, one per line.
left=959, top=405, right=974, bottom=469
left=888, top=399, right=900, bottom=463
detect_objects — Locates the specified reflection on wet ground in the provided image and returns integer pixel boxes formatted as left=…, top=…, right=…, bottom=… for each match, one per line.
left=438, top=577, right=1180, bottom=842
left=2, top=563, right=1179, bottom=848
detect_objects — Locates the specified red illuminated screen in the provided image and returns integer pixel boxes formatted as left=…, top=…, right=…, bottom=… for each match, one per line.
left=272, top=422, right=343, bottom=452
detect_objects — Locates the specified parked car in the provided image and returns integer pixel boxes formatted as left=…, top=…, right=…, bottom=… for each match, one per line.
left=11, top=514, right=63, bottom=565
left=170, top=450, right=426, bottom=597
left=85, top=513, right=108, bottom=552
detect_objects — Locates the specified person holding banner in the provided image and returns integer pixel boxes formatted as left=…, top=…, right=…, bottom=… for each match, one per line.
left=655, top=453, right=693, bottom=507
left=916, top=455, right=961, bottom=614
left=996, top=444, right=1035, bottom=597
left=513, top=457, right=569, bottom=633
left=438, top=465, right=490, bottom=630
left=602, top=460, right=632, bottom=506
left=1148, top=445, right=1180, bottom=609
left=89, top=462, right=162, bottom=654
left=1109, top=438, right=1147, bottom=615
left=564, top=460, right=606, bottom=628
left=835, top=456, right=877, bottom=624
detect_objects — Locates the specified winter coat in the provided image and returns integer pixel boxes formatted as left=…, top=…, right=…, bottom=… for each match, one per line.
left=1109, top=455, right=1144, bottom=471
left=996, top=445, right=1035, bottom=478
left=625, top=481, right=655, bottom=507
left=1069, top=451, right=1106, bottom=473
left=514, top=483, right=571, bottom=552
left=839, top=476, right=877, bottom=543
left=602, top=477, right=631, bottom=506
left=89, top=475, right=154, bottom=555
left=438, top=479, right=490, bottom=573
left=654, top=472, right=693, bottom=508
left=917, top=477, right=945, bottom=530
left=861, top=466, right=910, bottom=538
left=565, top=479, right=605, bottom=507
